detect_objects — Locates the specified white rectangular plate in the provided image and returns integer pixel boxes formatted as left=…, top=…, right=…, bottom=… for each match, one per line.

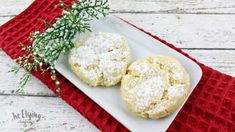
left=55, top=15, right=202, bottom=132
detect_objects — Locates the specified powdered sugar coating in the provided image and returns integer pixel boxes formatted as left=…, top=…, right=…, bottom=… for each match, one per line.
left=121, top=55, right=190, bottom=118
left=126, top=76, right=166, bottom=111
left=69, top=32, right=131, bottom=87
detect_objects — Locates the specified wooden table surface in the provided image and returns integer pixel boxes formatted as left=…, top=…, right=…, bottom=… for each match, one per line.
left=0, top=0, right=234, bottom=131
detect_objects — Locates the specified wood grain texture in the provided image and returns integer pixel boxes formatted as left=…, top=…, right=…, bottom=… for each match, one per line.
left=0, top=95, right=99, bottom=132
left=0, top=0, right=234, bottom=131
left=116, top=13, right=235, bottom=49
left=1, top=49, right=234, bottom=96
left=2, top=0, right=235, bottom=16
left=0, top=17, right=12, bottom=25
left=1, top=14, right=235, bottom=49
left=0, top=50, right=54, bottom=96
left=109, top=0, right=235, bottom=14
left=0, top=0, right=33, bottom=16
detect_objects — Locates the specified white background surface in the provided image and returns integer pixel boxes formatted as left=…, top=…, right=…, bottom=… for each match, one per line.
left=0, top=0, right=234, bottom=131
left=55, top=16, right=202, bottom=131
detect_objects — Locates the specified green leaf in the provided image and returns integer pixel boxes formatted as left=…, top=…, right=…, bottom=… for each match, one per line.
left=10, top=0, right=109, bottom=94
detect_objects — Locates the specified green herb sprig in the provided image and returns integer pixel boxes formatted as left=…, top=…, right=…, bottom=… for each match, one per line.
left=9, top=0, right=109, bottom=93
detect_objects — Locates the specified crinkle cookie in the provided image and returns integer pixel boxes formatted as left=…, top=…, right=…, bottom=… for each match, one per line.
left=121, top=55, right=190, bottom=118
left=69, top=32, right=131, bottom=87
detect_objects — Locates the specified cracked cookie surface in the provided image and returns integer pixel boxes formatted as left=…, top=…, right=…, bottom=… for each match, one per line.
left=69, top=32, right=131, bottom=87
left=121, top=55, right=190, bottom=118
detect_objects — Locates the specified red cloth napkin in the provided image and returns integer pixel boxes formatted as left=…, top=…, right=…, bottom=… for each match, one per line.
left=0, top=0, right=234, bottom=131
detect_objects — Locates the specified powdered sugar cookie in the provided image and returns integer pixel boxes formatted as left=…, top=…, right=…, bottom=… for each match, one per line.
left=69, top=32, right=131, bottom=87
left=121, top=55, right=190, bottom=118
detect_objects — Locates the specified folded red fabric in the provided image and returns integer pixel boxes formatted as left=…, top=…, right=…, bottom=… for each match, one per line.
left=0, top=0, right=234, bottom=131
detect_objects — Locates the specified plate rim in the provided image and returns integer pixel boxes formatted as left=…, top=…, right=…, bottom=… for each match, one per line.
left=55, top=15, right=203, bottom=132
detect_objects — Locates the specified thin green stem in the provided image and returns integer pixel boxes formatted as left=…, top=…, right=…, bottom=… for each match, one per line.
left=9, top=0, right=109, bottom=93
